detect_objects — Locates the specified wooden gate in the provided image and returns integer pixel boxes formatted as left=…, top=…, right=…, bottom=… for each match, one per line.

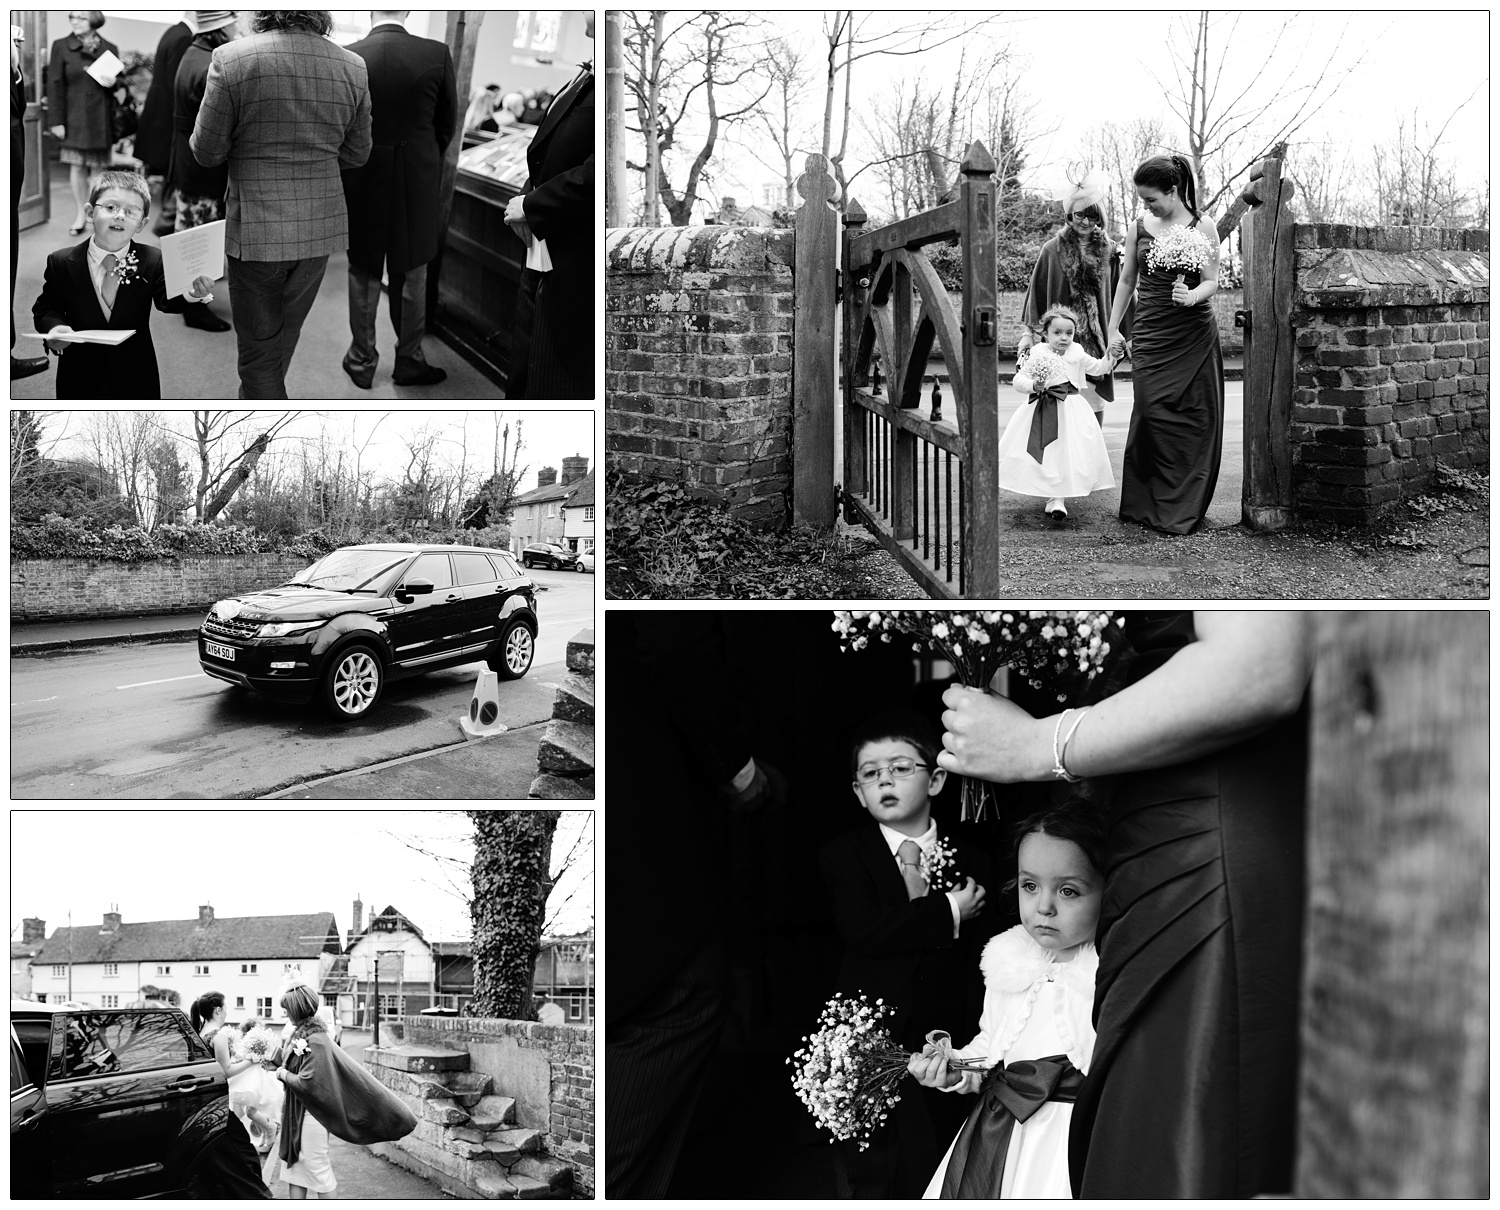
left=839, top=141, right=1001, bottom=598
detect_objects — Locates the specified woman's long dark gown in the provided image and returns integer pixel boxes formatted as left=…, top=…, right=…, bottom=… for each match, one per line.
left=1069, top=612, right=1307, bottom=1197
left=1119, top=220, right=1226, bottom=533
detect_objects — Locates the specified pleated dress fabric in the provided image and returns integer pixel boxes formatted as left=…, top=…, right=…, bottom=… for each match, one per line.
left=1068, top=612, right=1307, bottom=1198
left=1118, top=220, right=1226, bottom=533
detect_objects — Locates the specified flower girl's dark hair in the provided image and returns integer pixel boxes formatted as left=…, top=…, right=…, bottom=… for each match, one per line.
left=1133, top=154, right=1201, bottom=225
left=1038, top=304, right=1083, bottom=336
left=1002, top=801, right=1107, bottom=894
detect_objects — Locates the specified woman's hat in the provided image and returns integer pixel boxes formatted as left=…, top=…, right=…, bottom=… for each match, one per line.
left=193, top=11, right=237, bottom=34
left=1057, top=165, right=1105, bottom=213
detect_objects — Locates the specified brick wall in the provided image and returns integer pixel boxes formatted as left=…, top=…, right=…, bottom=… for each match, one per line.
left=10, top=554, right=312, bottom=621
left=401, top=1015, right=594, bottom=1197
left=991, top=287, right=1244, bottom=354
left=1291, top=225, right=1489, bottom=523
left=606, top=225, right=796, bottom=527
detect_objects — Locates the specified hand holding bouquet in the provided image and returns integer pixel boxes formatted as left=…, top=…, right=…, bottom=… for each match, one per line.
left=1019, top=345, right=1065, bottom=386
left=239, top=1025, right=281, bottom=1070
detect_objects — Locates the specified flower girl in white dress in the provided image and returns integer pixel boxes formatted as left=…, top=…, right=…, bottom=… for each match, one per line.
left=910, top=804, right=1104, bottom=1198
left=999, top=305, right=1119, bottom=519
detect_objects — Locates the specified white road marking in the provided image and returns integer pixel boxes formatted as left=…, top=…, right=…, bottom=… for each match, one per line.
left=115, top=673, right=210, bottom=690
left=12, top=696, right=60, bottom=705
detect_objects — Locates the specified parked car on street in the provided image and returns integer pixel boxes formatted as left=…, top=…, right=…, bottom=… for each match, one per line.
left=198, top=544, right=539, bottom=720
left=573, top=551, right=595, bottom=573
left=10, top=1002, right=229, bottom=1198
left=521, top=542, right=571, bottom=570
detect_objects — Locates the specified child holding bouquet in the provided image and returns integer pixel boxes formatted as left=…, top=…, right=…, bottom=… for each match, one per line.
left=909, top=803, right=1104, bottom=1199
left=998, top=305, right=1120, bottom=520
left=819, top=711, right=997, bottom=1198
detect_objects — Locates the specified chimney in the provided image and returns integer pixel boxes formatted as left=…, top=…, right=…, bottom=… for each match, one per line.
left=561, top=455, right=589, bottom=486
left=537, top=466, right=557, bottom=488
left=22, top=917, right=45, bottom=945
left=101, top=907, right=121, bottom=933
left=349, top=895, right=363, bottom=947
left=198, top=904, right=214, bottom=928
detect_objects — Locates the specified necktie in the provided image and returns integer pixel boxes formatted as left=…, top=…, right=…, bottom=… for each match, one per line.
left=101, top=253, right=119, bottom=315
left=897, top=840, right=926, bottom=901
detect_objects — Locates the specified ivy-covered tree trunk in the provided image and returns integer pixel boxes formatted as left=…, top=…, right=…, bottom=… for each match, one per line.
left=468, top=810, right=559, bottom=1020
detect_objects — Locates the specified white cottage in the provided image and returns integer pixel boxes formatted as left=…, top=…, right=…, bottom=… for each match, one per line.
left=344, top=903, right=438, bottom=1020
left=28, top=905, right=341, bottom=1023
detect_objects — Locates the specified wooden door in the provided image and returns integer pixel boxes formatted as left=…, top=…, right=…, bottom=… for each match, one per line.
left=16, top=10, right=48, bottom=230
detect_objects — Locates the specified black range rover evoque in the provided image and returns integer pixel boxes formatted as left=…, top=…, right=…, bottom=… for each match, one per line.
left=198, top=543, right=538, bottom=719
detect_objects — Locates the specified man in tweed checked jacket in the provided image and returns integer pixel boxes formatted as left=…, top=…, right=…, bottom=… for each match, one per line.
left=192, top=10, right=371, bottom=397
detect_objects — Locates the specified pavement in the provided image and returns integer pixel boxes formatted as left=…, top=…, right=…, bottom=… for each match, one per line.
left=10, top=613, right=574, bottom=800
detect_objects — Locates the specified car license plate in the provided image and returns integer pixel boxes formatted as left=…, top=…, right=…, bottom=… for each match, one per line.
left=205, top=641, right=236, bottom=661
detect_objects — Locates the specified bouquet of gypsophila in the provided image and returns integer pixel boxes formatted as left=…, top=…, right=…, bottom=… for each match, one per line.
left=788, top=993, right=984, bottom=1150
left=237, top=1025, right=280, bottom=1066
left=832, top=611, right=1122, bottom=819
left=1144, top=223, right=1214, bottom=278
left=1018, top=344, right=1067, bottom=387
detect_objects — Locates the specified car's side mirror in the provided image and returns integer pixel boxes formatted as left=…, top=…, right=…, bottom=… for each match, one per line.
left=396, top=577, right=435, bottom=599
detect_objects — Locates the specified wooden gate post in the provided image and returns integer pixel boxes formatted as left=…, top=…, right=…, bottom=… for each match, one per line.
left=841, top=201, right=869, bottom=517
left=793, top=154, right=839, bottom=529
left=959, top=141, right=1000, bottom=598
left=1240, top=147, right=1297, bottom=531
left=1299, top=611, right=1488, bottom=1196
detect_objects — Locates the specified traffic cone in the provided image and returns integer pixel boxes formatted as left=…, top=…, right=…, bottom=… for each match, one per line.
left=459, top=669, right=509, bottom=741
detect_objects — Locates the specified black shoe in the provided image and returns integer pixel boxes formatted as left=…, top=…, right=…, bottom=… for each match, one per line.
left=10, top=355, right=49, bottom=380
left=393, top=360, right=447, bottom=387
left=183, top=304, right=231, bottom=332
left=341, top=353, right=374, bottom=390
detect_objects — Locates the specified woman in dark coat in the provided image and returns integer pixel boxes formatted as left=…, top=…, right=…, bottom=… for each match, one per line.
left=47, top=9, right=119, bottom=234
left=132, top=14, right=193, bottom=234
left=167, top=9, right=237, bottom=332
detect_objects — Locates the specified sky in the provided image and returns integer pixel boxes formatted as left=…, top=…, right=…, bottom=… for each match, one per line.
left=10, top=809, right=595, bottom=946
left=625, top=8, right=1489, bottom=222
left=37, top=410, right=595, bottom=498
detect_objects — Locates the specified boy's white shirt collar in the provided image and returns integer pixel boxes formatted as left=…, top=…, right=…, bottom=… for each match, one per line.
left=878, top=818, right=937, bottom=857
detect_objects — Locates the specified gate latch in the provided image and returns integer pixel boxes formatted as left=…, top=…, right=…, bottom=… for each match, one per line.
left=835, top=268, right=842, bottom=304
left=1234, top=309, right=1251, bottom=333
left=972, top=306, right=996, bottom=346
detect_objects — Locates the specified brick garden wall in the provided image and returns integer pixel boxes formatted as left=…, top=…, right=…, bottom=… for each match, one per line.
left=401, top=1015, right=594, bottom=1197
left=10, top=554, right=311, bottom=621
left=992, top=287, right=1244, bottom=354
left=1291, top=225, right=1489, bottom=524
left=606, top=225, right=796, bottom=527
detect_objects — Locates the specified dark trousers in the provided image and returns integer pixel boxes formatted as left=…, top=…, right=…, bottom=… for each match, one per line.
left=833, top=1081, right=948, bottom=1199
left=346, top=260, right=430, bottom=374
left=11, top=155, right=19, bottom=351
left=605, top=939, right=727, bottom=1198
left=226, top=253, right=328, bottom=398
left=507, top=267, right=590, bottom=400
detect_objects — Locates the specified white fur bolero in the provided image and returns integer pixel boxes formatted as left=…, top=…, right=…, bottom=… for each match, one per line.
left=943, top=924, right=1098, bottom=1094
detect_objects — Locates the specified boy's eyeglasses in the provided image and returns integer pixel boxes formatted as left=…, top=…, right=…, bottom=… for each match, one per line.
left=853, top=759, right=930, bottom=785
left=95, top=202, right=144, bottom=220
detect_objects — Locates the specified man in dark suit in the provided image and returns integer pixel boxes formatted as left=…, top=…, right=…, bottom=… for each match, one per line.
left=133, top=13, right=194, bottom=236
left=820, top=711, right=996, bottom=1199
left=503, top=12, right=593, bottom=399
left=11, top=23, right=47, bottom=379
left=606, top=612, right=785, bottom=1198
left=340, top=10, right=457, bottom=389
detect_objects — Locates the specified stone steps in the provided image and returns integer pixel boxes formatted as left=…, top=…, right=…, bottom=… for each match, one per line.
left=536, top=718, right=593, bottom=774
left=368, top=1046, right=572, bottom=1199
left=552, top=672, right=595, bottom=724
left=532, top=629, right=595, bottom=800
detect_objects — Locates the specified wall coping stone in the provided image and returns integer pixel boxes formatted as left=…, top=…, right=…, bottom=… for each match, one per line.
left=606, top=224, right=795, bottom=273
left=1296, top=245, right=1489, bottom=309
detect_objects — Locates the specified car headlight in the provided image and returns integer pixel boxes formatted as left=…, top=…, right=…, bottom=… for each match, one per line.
left=257, top=620, right=324, bottom=638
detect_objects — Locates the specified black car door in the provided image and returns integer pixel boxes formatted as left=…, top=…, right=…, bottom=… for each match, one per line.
left=45, top=1011, right=221, bottom=1198
left=385, top=552, right=467, bottom=668
left=11, top=1031, right=51, bottom=1199
left=453, top=551, right=506, bottom=654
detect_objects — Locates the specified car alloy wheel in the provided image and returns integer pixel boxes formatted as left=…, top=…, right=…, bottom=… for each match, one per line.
left=325, top=646, right=382, bottom=717
left=575, top=561, right=585, bottom=573
left=493, top=620, right=535, bottom=680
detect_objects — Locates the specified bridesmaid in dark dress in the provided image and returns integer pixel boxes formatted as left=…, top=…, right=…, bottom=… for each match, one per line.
left=1108, top=155, right=1225, bottom=533
left=937, top=611, right=1312, bottom=1197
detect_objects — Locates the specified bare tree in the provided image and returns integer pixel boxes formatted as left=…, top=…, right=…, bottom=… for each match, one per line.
left=622, top=10, right=774, bottom=226
left=1082, top=116, right=1169, bottom=236
left=86, top=412, right=159, bottom=529
left=1284, top=137, right=1359, bottom=223
left=1362, top=96, right=1485, bottom=227
left=187, top=411, right=303, bottom=524
left=1152, top=11, right=1370, bottom=220
left=748, top=36, right=815, bottom=210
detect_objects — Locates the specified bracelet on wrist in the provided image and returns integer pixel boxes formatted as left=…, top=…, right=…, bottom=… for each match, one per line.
left=1050, top=710, right=1076, bottom=782
left=1056, top=707, right=1090, bottom=782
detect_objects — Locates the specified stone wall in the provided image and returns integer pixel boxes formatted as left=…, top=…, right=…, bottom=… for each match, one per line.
left=10, top=554, right=310, bottom=621
left=531, top=629, right=595, bottom=798
left=606, top=225, right=796, bottom=527
left=1291, top=225, right=1489, bottom=524
left=400, top=1014, right=594, bottom=1197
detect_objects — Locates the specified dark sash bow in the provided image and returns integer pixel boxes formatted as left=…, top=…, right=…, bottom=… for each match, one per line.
left=1026, top=382, right=1077, bottom=465
left=939, top=1054, right=1083, bottom=1199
